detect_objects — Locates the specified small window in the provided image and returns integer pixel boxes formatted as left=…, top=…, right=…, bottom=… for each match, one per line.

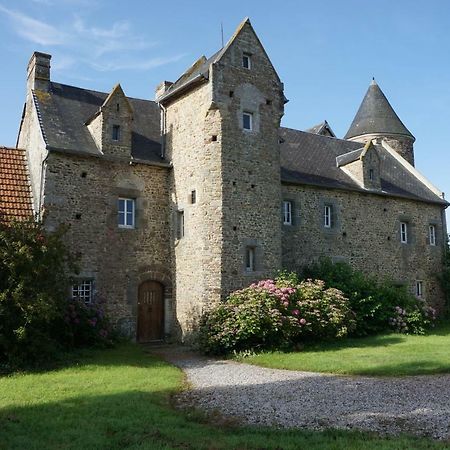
left=243, top=112, right=253, bottom=131
left=116, top=103, right=120, bottom=112
left=118, top=198, right=135, bottom=228
left=242, top=53, right=251, bottom=69
left=283, top=201, right=292, bottom=225
left=400, top=222, right=408, bottom=243
left=416, top=280, right=423, bottom=298
left=245, top=246, right=255, bottom=272
left=429, top=225, right=436, bottom=246
left=72, top=280, right=93, bottom=304
left=369, top=168, right=374, bottom=181
left=324, top=205, right=332, bottom=228
left=191, top=190, right=196, bottom=204
left=177, top=210, right=185, bottom=239
left=112, top=125, right=120, bottom=141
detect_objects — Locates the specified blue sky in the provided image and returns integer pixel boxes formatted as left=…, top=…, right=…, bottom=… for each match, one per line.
left=1, top=0, right=450, bottom=205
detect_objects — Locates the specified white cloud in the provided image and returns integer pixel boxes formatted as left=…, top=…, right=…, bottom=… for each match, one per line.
left=0, top=4, right=186, bottom=74
left=0, top=4, right=66, bottom=45
left=90, top=54, right=188, bottom=72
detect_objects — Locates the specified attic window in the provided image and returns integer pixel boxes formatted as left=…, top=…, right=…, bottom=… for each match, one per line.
left=112, top=125, right=120, bottom=141
left=116, top=103, right=120, bottom=112
left=242, top=53, right=251, bottom=69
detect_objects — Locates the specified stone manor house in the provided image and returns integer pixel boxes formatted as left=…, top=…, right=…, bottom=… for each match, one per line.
left=3, top=18, right=447, bottom=341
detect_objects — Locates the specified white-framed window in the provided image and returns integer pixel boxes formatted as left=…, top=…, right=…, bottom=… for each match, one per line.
left=243, top=112, right=253, bottom=131
left=283, top=201, right=292, bottom=225
left=400, top=222, right=408, bottom=243
left=245, top=246, right=255, bottom=272
left=242, top=53, right=251, bottom=69
left=324, top=205, right=332, bottom=228
left=72, top=280, right=93, bottom=304
left=118, top=198, right=135, bottom=228
left=429, top=225, right=436, bottom=246
left=112, top=124, right=120, bottom=141
left=415, top=280, right=423, bottom=298
left=177, top=210, right=185, bottom=239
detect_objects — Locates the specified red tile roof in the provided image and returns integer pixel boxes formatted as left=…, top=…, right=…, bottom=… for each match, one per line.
left=0, top=147, right=33, bottom=221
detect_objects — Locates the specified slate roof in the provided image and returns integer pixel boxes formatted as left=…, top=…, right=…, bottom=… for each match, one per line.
left=345, top=80, right=415, bottom=140
left=305, top=120, right=336, bottom=137
left=158, top=51, right=222, bottom=103
left=0, top=147, right=33, bottom=221
left=30, top=80, right=444, bottom=206
left=280, top=128, right=446, bottom=205
left=32, top=82, right=164, bottom=163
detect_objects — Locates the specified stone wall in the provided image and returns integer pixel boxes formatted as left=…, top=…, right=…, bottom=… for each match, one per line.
left=212, top=20, right=285, bottom=295
left=163, top=82, right=224, bottom=339
left=43, top=151, right=172, bottom=338
left=281, top=183, right=446, bottom=310
left=17, top=92, right=48, bottom=215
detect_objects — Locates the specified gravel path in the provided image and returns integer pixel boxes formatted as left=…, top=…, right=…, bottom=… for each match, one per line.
left=149, top=346, right=450, bottom=439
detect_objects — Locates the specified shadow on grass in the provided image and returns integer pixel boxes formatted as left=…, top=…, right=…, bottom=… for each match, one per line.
left=1, top=384, right=449, bottom=449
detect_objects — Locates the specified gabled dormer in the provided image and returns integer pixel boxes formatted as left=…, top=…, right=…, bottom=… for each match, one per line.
left=337, top=141, right=381, bottom=190
left=86, top=84, right=133, bottom=158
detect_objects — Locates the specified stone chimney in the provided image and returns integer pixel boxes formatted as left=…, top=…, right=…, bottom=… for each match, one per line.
left=27, top=52, right=51, bottom=92
left=155, top=81, right=173, bottom=101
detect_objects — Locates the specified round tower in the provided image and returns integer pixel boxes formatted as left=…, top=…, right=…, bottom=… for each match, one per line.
left=344, top=79, right=416, bottom=166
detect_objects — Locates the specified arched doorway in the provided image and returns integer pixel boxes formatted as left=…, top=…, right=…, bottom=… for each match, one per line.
left=137, top=280, right=164, bottom=342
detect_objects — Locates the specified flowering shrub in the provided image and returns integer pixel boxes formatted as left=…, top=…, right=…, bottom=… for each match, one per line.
left=303, top=258, right=436, bottom=336
left=64, top=295, right=116, bottom=347
left=0, top=218, right=116, bottom=369
left=198, top=275, right=354, bottom=355
left=389, top=302, right=436, bottom=335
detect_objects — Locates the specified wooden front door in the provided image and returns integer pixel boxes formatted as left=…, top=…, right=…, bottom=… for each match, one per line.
left=137, top=281, right=164, bottom=342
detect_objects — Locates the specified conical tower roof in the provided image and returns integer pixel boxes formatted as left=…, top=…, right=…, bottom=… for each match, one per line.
left=344, top=80, right=414, bottom=141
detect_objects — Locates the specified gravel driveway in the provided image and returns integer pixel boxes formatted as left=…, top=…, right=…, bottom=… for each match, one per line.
left=149, top=346, right=450, bottom=439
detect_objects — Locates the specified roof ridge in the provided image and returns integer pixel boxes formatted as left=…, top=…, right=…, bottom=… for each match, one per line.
left=50, top=81, right=156, bottom=104
left=280, top=126, right=358, bottom=145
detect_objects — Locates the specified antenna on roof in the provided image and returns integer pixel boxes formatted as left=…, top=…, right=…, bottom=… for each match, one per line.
left=221, top=22, right=224, bottom=48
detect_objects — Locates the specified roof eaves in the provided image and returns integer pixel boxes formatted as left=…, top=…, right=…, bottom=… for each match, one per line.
left=281, top=177, right=448, bottom=206
left=336, top=148, right=364, bottom=167
left=157, top=72, right=209, bottom=104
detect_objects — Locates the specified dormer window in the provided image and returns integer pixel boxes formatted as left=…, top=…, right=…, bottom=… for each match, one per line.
left=242, top=53, right=251, bottom=69
left=243, top=112, right=253, bottom=131
left=112, top=125, right=120, bottom=141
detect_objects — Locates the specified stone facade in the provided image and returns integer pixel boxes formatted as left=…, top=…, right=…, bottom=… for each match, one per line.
left=13, top=18, right=448, bottom=342
left=43, top=151, right=172, bottom=338
left=281, top=183, right=446, bottom=310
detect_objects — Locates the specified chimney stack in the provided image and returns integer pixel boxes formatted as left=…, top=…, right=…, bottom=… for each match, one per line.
left=27, top=52, right=51, bottom=92
left=155, top=81, right=173, bottom=101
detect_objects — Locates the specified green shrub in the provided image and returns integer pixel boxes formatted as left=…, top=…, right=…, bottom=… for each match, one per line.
left=198, top=276, right=354, bottom=355
left=438, top=239, right=450, bottom=317
left=0, top=219, right=115, bottom=369
left=303, top=257, right=435, bottom=336
left=63, top=295, right=117, bottom=348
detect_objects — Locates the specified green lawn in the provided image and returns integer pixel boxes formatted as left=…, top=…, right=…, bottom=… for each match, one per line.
left=0, top=345, right=448, bottom=449
left=237, top=322, right=450, bottom=377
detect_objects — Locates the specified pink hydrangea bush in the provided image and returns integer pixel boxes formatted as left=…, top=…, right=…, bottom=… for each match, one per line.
left=198, top=274, right=355, bottom=355
left=64, top=294, right=116, bottom=347
left=389, top=301, right=436, bottom=335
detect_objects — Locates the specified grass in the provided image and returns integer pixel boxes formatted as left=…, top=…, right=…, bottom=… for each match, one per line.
left=236, top=322, right=450, bottom=377
left=0, top=345, right=448, bottom=449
